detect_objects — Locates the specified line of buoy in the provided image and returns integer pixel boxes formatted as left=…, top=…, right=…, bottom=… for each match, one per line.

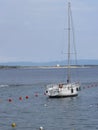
left=82, top=83, right=98, bottom=89
left=5, top=93, right=47, bottom=103
left=2, top=84, right=98, bottom=103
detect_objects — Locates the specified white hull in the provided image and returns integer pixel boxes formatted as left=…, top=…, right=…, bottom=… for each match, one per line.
left=46, top=83, right=80, bottom=98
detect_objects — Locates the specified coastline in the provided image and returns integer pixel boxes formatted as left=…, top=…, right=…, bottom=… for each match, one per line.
left=0, top=65, right=98, bottom=69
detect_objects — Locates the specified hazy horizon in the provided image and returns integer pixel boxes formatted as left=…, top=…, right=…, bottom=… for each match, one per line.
left=0, top=59, right=98, bottom=66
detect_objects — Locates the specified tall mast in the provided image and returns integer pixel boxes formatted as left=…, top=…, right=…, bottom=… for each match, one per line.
left=67, top=2, right=71, bottom=83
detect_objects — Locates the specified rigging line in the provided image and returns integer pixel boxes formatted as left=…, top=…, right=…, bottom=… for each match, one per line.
left=67, top=2, right=71, bottom=83
left=70, top=3, right=80, bottom=82
left=70, top=7, right=78, bottom=66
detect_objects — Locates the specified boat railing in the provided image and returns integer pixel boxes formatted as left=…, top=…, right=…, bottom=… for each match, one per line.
left=46, top=82, right=66, bottom=88
left=46, top=84, right=58, bottom=88
left=46, top=82, right=80, bottom=88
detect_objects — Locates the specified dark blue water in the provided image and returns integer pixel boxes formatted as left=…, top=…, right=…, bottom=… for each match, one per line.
left=0, top=67, right=98, bottom=130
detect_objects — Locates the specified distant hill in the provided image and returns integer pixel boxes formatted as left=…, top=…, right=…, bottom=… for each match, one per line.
left=0, top=59, right=98, bottom=66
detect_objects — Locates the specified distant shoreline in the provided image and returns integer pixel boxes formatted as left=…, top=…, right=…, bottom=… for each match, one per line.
left=0, top=65, right=98, bottom=69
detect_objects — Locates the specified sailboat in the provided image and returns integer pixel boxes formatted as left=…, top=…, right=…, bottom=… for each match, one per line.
left=45, top=2, right=80, bottom=98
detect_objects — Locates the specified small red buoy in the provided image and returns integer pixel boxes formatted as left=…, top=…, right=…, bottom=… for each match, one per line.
left=25, top=96, right=29, bottom=99
left=8, top=98, right=12, bottom=102
left=44, top=92, right=46, bottom=95
left=35, top=93, right=38, bottom=97
left=19, top=97, right=23, bottom=100
left=92, top=85, right=93, bottom=87
left=83, top=87, right=85, bottom=89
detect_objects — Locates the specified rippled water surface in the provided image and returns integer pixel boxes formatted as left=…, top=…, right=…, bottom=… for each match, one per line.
left=0, top=67, right=98, bottom=130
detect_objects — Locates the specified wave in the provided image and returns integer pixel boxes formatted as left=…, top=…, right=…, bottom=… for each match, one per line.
left=0, top=84, right=31, bottom=88
left=0, top=84, right=9, bottom=88
left=0, top=82, right=46, bottom=88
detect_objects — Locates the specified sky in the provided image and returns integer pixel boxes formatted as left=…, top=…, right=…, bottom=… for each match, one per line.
left=0, top=0, right=98, bottom=63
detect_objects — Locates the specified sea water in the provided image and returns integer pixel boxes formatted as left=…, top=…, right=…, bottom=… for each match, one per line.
left=0, top=67, right=98, bottom=130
